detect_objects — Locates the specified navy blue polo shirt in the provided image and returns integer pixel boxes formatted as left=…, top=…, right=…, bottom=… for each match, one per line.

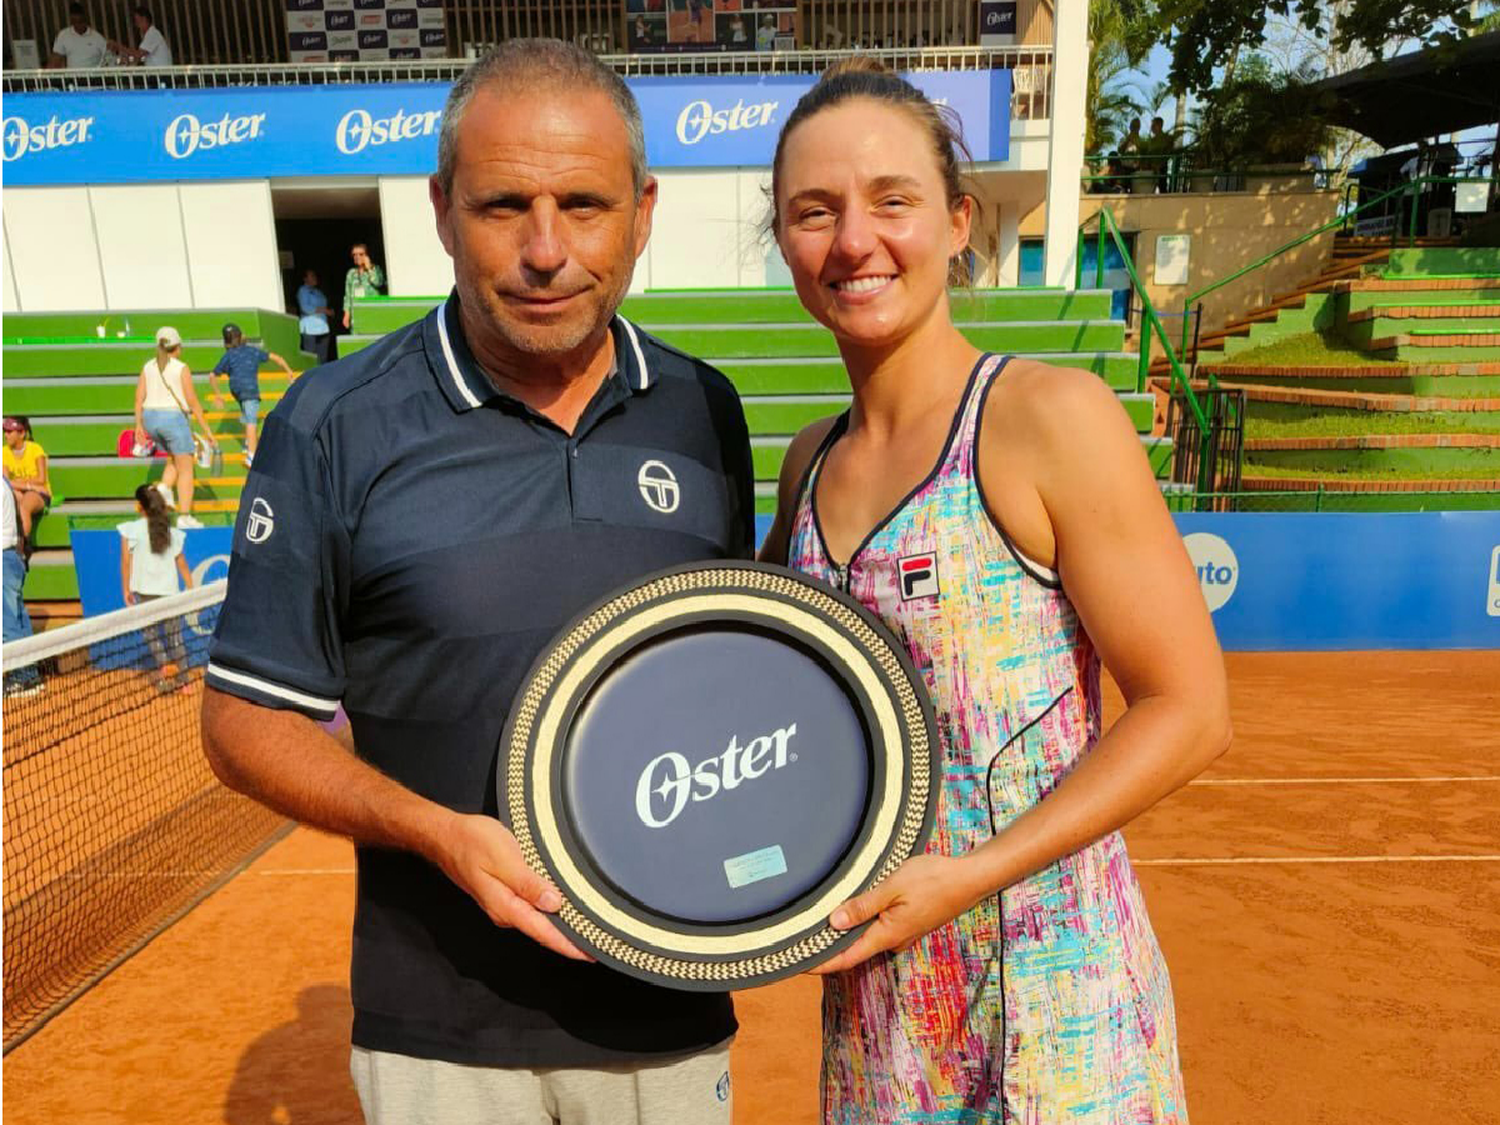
left=213, top=344, right=269, bottom=401
left=207, top=294, right=753, bottom=1066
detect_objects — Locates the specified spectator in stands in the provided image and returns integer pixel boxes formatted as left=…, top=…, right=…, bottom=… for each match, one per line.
left=1119, top=116, right=1142, bottom=157
left=296, top=269, right=336, bottom=366
left=210, top=323, right=296, bottom=469
left=133, top=326, right=216, bottom=529
left=47, top=3, right=108, bottom=68
left=1143, top=115, right=1173, bottom=192
left=2, top=481, right=41, bottom=697
left=341, top=243, right=385, bottom=330
left=119, top=483, right=193, bottom=693
left=204, top=39, right=752, bottom=1125
left=108, top=6, right=171, bottom=67
left=756, top=13, right=777, bottom=49
left=3, top=416, right=52, bottom=537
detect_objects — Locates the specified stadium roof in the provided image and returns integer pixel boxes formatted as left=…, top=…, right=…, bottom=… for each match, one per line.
left=1309, top=31, right=1500, bottom=149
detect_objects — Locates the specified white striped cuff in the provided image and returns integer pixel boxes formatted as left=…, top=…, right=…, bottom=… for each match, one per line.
left=205, top=662, right=341, bottom=721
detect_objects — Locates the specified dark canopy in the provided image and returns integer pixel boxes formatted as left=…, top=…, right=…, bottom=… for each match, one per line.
left=1308, top=32, right=1500, bottom=149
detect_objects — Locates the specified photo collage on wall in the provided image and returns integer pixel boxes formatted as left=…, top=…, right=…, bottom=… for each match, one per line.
left=285, top=0, right=448, bottom=63
left=626, top=0, right=798, bottom=53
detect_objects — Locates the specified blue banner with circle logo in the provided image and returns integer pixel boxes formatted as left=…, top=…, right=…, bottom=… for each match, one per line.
left=1173, top=512, right=1500, bottom=651
left=1, top=70, right=1010, bottom=185
left=750, top=512, right=1500, bottom=651
left=70, top=527, right=234, bottom=619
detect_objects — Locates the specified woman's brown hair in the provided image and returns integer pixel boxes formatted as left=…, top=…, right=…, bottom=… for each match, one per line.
left=768, top=58, right=978, bottom=283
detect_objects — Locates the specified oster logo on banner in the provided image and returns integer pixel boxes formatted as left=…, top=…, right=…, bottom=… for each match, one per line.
left=419, top=28, right=445, bottom=46
left=288, top=31, right=329, bottom=51
left=325, top=10, right=355, bottom=30
left=286, top=0, right=325, bottom=10
left=1, top=71, right=1007, bottom=183
left=387, top=8, right=418, bottom=28
left=357, top=28, right=388, bottom=48
left=2, top=114, right=95, bottom=163
left=164, top=112, right=267, bottom=159
left=334, top=104, right=441, bottom=154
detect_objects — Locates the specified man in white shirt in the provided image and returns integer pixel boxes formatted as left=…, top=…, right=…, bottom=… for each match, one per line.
left=109, top=5, right=172, bottom=67
left=47, top=3, right=108, bottom=69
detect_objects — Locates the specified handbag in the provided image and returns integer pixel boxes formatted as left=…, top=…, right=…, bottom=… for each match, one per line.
left=155, top=357, right=219, bottom=466
left=118, top=428, right=163, bottom=459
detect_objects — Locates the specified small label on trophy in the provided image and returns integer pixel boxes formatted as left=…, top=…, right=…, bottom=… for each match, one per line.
left=724, top=845, right=788, bottom=889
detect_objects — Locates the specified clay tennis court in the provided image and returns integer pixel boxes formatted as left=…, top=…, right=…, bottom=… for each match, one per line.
left=6, top=650, right=1498, bottom=1124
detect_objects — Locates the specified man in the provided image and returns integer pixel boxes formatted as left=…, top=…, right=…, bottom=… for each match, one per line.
left=296, top=269, right=336, bottom=366
left=108, top=5, right=171, bottom=66
left=208, top=323, right=296, bottom=469
left=202, top=39, right=753, bottom=1125
left=47, top=3, right=107, bottom=68
left=341, top=244, right=385, bottom=330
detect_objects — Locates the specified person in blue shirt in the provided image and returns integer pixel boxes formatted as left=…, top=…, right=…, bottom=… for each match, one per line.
left=210, top=323, right=295, bottom=468
left=296, top=269, right=336, bottom=366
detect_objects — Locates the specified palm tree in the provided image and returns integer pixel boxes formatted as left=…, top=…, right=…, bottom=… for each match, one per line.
left=1087, top=0, right=1142, bottom=154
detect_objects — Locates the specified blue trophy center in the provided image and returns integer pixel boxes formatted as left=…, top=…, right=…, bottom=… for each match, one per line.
left=562, top=627, right=871, bottom=924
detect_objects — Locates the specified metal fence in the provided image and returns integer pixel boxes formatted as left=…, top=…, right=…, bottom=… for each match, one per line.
left=3, top=42, right=1052, bottom=117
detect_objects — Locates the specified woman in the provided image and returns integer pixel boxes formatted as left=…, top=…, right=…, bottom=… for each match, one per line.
left=133, top=326, right=216, bottom=529
left=119, top=483, right=193, bottom=692
left=2, top=415, right=51, bottom=537
left=758, top=61, right=1231, bottom=1124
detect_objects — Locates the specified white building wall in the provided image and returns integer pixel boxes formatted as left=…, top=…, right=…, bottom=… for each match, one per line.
left=180, top=181, right=283, bottom=310
left=2, top=223, right=19, bottom=313
left=2, top=187, right=107, bottom=311
left=644, top=168, right=772, bottom=290
left=379, top=175, right=453, bottom=297
left=89, top=185, right=194, bottom=309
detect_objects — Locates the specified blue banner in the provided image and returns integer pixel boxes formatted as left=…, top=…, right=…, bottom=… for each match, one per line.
left=72, top=527, right=234, bottom=618
left=1175, top=512, right=1500, bottom=651
left=750, top=512, right=1500, bottom=651
left=1, top=70, right=1010, bottom=185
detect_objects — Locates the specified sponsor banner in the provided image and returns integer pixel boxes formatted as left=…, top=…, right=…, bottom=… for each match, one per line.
left=1173, top=512, right=1500, bottom=651
left=979, top=0, right=1017, bottom=44
left=72, top=528, right=234, bottom=618
left=291, top=0, right=442, bottom=60
left=747, top=511, right=1500, bottom=651
left=4, top=69, right=1009, bottom=183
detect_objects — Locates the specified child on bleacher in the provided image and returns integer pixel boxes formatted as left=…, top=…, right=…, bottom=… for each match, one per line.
left=119, top=483, right=194, bottom=694
left=209, top=323, right=296, bottom=469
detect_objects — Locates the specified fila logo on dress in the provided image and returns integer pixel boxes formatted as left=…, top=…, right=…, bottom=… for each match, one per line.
left=898, top=552, right=939, bottom=601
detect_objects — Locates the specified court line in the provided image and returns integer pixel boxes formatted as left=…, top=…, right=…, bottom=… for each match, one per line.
left=1135, top=855, right=1500, bottom=866
left=1189, top=775, right=1500, bottom=786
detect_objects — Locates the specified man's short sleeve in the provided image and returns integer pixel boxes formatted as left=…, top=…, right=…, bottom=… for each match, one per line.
left=52, top=30, right=67, bottom=55
left=207, top=395, right=349, bottom=721
left=253, top=347, right=270, bottom=365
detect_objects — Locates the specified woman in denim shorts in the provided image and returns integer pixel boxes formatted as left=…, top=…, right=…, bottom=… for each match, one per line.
left=133, top=326, right=217, bottom=529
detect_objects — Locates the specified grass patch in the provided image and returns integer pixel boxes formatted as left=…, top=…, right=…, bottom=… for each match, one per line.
left=1225, top=331, right=1406, bottom=368
left=1243, top=463, right=1500, bottom=482
left=1250, top=412, right=1500, bottom=439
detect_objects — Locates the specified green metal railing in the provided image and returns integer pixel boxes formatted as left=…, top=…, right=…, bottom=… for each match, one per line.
left=1178, top=175, right=1493, bottom=361
left=1076, top=206, right=1221, bottom=496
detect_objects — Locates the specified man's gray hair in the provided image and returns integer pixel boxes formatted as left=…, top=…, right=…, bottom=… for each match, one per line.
left=436, top=39, right=647, bottom=199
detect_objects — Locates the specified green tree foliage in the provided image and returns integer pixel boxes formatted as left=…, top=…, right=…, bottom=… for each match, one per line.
left=1118, top=0, right=1478, bottom=94
left=1188, top=53, right=1338, bottom=168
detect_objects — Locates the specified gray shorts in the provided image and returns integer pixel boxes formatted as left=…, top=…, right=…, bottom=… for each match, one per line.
left=350, top=1038, right=733, bottom=1125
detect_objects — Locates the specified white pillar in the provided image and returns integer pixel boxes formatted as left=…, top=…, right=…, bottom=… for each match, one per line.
left=997, top=201, right=1020, bottom=287
left=1042, top=0, right=1088, bottom=288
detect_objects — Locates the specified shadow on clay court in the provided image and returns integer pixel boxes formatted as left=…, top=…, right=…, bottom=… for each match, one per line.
left=224, top=984, right=362, bottom=1125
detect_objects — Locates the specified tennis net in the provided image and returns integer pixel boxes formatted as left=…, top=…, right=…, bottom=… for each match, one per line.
left=2, top=582, right=290, bottom=1051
